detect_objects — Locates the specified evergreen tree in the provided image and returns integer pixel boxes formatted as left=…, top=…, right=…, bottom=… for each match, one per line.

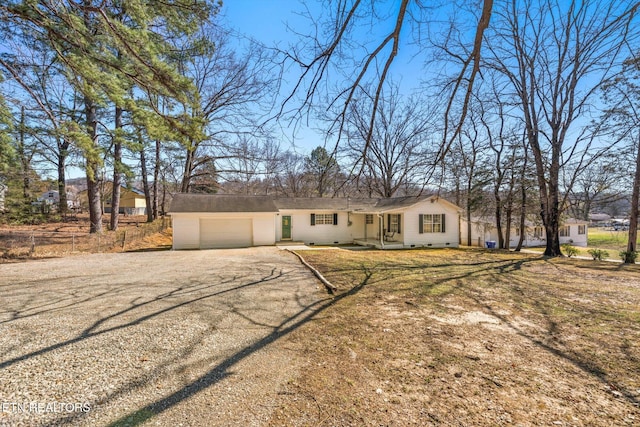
left=2, top=0, right=216, bottom=232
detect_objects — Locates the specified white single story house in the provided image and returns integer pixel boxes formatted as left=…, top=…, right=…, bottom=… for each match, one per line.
left=461, top=216, right=589, bottom=248
left=169, top=194, right=462, bottom=250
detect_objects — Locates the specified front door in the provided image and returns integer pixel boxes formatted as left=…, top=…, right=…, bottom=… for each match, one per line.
left=282, top=215, right=292, bottom=240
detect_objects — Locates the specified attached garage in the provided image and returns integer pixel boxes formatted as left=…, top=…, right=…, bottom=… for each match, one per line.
left=170, top=194, right=279, bottom=250
left=200, top=218, right=252, bottom=249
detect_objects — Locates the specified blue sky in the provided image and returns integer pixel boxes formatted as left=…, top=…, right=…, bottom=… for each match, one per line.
left=220, top=0, right=329, bottom=154
left=218, top=0, right=432, bottom=155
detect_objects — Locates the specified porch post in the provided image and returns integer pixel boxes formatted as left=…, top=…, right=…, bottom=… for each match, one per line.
left=378, top=214, right=385, bottom=249
left=364, top=215, right=368, bottom=240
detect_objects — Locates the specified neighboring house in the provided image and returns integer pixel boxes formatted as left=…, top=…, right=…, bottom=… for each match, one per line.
left=461, top=217, right=589, bottom=248
left=0, top=182, right=6, bottom=212
left=79, top=184, right=147, bottom=215
left=589, top=213, right=611, bottom=226
left=104, top=187, right=147, bottom=215
left=169, top=194, right=462, bottom=250
left=39, top=190, right=61, bottom=205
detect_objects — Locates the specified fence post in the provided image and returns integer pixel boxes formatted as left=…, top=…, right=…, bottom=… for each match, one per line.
left=121, top=230, right=127, bottom=251
left=72, top=233, right=75, bottom=252
left=29, top=231, right=35, bottom=256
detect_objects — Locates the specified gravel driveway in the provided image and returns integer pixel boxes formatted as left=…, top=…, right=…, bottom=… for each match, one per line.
left=0, top=247, right=327, bottom=426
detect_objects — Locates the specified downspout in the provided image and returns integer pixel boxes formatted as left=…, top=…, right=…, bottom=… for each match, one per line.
left=378, top=214, right=385, bottom=250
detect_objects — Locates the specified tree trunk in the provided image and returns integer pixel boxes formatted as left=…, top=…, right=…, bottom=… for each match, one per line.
left=504, top=202, right=512, bottom=250
left=181, top=142, right=195, bottom=193
left=625, top=138, right=640, bottom=263
left=540, top=185, right=562, bottom=256
left=515, top=144, right=529, bottom=252
left=494, top=194, right=504, bottom=249
left=140, top=144, right=153, bottom=223
left=153, top=139, right=160, bottom=219
left=18, top=106, right=30, bottom=200
left=57, top=161, right=67, bottom=216
left=110, top=105, right=123, bottom=231
left=515, top=201, right=527, bottom=251
left=85, top=98, right=102, bottom=234
left=466, top=206, right=472, bottom=246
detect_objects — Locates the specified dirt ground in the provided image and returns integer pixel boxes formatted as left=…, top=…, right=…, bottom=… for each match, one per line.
left=0, top=215, right=172, bottom=260
left=268, top=248, right=640, bottom=426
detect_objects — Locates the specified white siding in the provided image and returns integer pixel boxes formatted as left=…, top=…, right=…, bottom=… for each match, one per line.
left=171, top=213, right=276, bottom=250
left=253, top=215, right=277, bottom=246
left=172, top=215, right=200, bottom=249
left=402, top=201, right=460, bottom=248
left=460, top=219, right=588, bottom=248
left=200, top=218, right=252, bottom=248
left=563, top=224, right=588, bottom=247
left=277, top=210, right=361, bottom=244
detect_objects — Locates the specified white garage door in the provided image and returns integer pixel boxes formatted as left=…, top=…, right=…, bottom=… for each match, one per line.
left=200, top=218, right=252, bottom=249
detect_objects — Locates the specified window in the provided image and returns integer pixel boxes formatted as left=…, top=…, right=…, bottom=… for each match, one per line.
left=559, top=225, right=570, bottom=237
left=419, top=214, right=446, bottom=233
left=311, top=213, right=337, bottom=225
left=514, top=227, right=520, bottom=236
left=315, top=214, right=334, bottom=225
left=388, top=214, right=400, bottom=233
left=578, top=225, right=586, bottom=235
left=365, top=214, right=374, bottom=224
left=534, top=227, right=544, bottom=238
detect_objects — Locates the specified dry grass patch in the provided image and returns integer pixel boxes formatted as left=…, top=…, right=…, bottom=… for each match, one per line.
left=269, top=248, right=640, bottom=426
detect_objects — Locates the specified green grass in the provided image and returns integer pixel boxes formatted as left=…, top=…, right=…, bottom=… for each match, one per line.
left=588, top=227, right=638, bottom=252
left=527, top=228, right=637, bottom=257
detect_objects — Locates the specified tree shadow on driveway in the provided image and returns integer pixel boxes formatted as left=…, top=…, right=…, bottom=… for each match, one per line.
left=70, top=270, right=372, bottom=426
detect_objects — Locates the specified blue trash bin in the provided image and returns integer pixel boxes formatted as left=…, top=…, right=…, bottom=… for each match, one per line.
left=486, top=241, right=496, bottom=249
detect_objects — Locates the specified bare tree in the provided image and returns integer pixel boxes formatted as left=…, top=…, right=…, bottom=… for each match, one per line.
left=485, top=0, right=638, bottom=256
left=566, top=155, right=627, bottom=221
left=603, top=56, right=640, bottom=262
left=280, top=0, right=493, bottom=180
left=449, top=104, right=491, bottom=246
left=344, top=83, right=438, bottom=197
left=175, top=23, right=277, bottom=193
left=272, top=151, right=313, bottom=197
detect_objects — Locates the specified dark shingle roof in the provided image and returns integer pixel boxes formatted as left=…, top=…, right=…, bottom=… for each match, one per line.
left=274, top=197, right=378, bottom=211
left=170, top=194, right=460, bottom=213
left=373, top=195, right=432, bottom=211
left=170, top=194, right=278, bottom=213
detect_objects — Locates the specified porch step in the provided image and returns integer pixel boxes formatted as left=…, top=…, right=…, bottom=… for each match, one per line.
left=276, top=241, right=306, bottom=246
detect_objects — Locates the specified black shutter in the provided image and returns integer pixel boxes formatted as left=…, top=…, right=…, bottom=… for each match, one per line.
left=419, top=214, right=424, bottom=234
left=397, top=214, right=401, bottom=234
left=387, top=214, right=391, bottom=232
left=311, top=213, right=315, bottom=226
left=441, top=214, right=446, bottom=233
left=333, top=213, right=338, bottom=225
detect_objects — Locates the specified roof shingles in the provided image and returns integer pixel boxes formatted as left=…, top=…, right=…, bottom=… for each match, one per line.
left=170, top=194, right=455, bottom=213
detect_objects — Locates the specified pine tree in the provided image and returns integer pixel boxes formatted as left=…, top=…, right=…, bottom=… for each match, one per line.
left=3, top=0, right=216, bottom=232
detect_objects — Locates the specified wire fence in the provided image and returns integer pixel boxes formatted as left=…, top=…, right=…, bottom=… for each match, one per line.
left=0, top=217, right=170, bottom=259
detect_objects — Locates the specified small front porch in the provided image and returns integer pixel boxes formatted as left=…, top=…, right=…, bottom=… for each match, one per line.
left=353, top=238, right=404, bottom=250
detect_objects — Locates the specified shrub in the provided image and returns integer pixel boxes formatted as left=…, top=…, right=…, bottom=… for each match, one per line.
left=619, top=250, right=638, bottom=263
left=587, top=248, right=609, bottom=261
left=561, top=243, right=579, bottom=258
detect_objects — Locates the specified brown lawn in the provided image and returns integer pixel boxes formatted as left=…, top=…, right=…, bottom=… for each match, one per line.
left=269, top=248, right=640, bottom=426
